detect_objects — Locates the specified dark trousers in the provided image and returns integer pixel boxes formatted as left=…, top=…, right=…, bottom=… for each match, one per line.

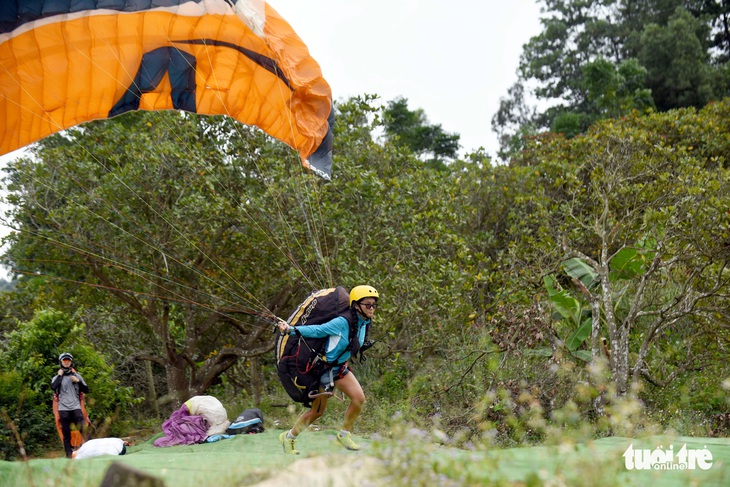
left=58, top=409, right=86, bottom=458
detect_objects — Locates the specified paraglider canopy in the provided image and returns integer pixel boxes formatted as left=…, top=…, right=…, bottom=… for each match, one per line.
left=0, top=0, right=334, bottom=177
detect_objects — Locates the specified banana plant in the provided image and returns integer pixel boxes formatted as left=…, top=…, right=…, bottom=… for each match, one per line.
left=533, top=240, right=654, bottom=361
left=548, top=240, right=653, bottom=358
left=543, top=274, right=593, bottom=361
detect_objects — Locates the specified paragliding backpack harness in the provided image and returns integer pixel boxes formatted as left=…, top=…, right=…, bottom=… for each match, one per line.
left=275, top=287, right=365, bottom=407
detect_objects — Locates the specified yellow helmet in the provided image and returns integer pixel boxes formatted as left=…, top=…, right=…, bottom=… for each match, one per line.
left=350, top=285, right=379, bottom=306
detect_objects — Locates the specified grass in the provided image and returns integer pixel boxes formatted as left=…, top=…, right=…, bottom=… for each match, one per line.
left=2, top=360, right=728, bottom=486
left=0, top=428, right=728, bottom=487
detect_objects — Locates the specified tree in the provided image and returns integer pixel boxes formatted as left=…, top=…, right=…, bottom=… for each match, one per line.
left=491, top=82, right=539, bottom=160
left=493, top=0, right=729, bottom=157
left=639, top=7, right=715, bottom=110
left=2, top=112, right=295, bottom=404
left=1, top=97, right=477, bottom=411
left=687, top=0, right=730, bottom=63
left=548, top=57, right=656, bottom=138
left=383, top=97, right=460, bottom=170
left=507, top=100, right=730, bottom=396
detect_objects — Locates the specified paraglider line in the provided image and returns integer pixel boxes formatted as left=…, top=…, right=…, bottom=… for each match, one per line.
left=174, top=39, right=294, bottom=90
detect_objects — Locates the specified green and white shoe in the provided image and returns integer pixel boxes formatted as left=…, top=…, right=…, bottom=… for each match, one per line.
left=336, top=432, right=360, bottom=451
left=279, top=432, right=300, bottom=455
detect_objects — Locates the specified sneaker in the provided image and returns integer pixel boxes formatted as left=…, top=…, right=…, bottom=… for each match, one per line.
left=336, top=432, right=360, bottom=451
left=279, top=432, right=299, bottom=455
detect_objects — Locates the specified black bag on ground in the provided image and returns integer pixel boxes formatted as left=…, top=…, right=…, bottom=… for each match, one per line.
left=274, top=287, right=356, bottom=407
left=226, top=408, right=264, bottom=434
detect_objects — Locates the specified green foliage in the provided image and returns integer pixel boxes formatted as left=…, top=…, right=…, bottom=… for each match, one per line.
left=562, top=258, right=598, bottom=288
left=2, top=111, right=298, bottom=401
left=508, top=98, right=730, bottom=396
left=608, top=243, right=653, bottom=281
left=643, top=361, right=730, bottom=436
left=550, top=111, right=593, bottom=139
left=0, top=370, right=51, bottom=460
left=639, top=7, right=715, bottom=110
left=1, top=89, right=729, bottom=453
left=583, top=58, right=655, bottom=117
left=1, top=95, right=477, bottom=421
left=544, top=275, right=582, bottom=326
left=383, top=97, right=460, bottom=166
left=491, top=82, right=539, bottom=160
left=2, top=309, right=84, bottom=394
left=549, top=57, right=656, bottom=138
left=543, top=274, right=591, bottom=359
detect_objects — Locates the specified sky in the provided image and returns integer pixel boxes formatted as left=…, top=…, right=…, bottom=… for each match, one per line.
left=270, top=0, right=544, bottom=157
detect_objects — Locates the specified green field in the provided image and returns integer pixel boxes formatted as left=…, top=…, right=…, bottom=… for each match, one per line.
left=1, top=431, right=728, bottom=486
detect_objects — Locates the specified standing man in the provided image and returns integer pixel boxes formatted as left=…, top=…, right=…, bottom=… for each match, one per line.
left=51, top=352, right=90, bottom=458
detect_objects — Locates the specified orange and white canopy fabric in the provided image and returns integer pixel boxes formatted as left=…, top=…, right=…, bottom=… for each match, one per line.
left=0, top=0, right=334, bottom=177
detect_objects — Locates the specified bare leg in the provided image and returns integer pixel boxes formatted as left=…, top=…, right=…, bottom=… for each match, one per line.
left=292, top=394, right=329, bottom=436
left=334, top=372, right=365, bottom=432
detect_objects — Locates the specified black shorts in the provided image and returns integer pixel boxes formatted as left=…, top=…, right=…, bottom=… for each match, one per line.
left=58, top=408, right=85, bottom=425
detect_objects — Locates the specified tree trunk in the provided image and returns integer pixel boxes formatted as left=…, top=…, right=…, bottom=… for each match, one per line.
left=250, top=357, right=262, bottom=406
left=589, top=298, right=602, bottom=360
left=165, top=358, right=191, bottom=407
left=611, top=328, right=630, bottom=396
left=146, top=360, right=160, bottom=420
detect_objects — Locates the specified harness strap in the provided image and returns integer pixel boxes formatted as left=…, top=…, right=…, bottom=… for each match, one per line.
left=307, top=389, right=334, bottom=399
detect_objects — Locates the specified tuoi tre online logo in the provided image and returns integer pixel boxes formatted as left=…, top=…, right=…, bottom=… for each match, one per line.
left=623, top=443, right=713, bottom=470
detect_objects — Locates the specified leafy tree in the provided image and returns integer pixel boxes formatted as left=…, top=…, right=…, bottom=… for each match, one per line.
left=1, top=97, right=476, bottom=413
left=491, top=82, right=539, bottom=160
left=505, top=100, right=730, bottom=396
left=687, top=0, right=730, bottom=63
left=639, top=7, right=715, bottom=110
left=546, top=54, right=656, bottom=139
left=493, top=0, right=729, bottom=157
left=383, top=97, right=460, bottom=170
left=1, top=112, right=295, bottom=405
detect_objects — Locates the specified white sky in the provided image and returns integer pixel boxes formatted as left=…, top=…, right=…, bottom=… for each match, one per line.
left=270, top=0, right=543, bottom=156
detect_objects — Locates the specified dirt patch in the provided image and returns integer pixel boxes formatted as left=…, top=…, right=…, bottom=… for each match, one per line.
left=250, top=454, right=385, bottom=487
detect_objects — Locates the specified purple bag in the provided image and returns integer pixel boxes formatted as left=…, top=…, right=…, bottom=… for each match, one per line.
left=153, top=404, right=209, bottom=447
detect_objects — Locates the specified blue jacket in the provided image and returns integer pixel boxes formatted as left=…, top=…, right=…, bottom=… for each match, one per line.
left=293, top=314, right=370, bottom=364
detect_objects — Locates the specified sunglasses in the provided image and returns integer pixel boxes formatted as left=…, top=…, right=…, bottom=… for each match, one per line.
left=359, top=302, right=378, bottom=310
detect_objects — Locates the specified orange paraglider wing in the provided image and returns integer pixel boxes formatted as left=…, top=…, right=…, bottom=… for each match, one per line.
left=0, top=1, right=333, bottom=177
left=53, top=392, right=91, bottom=451
left=52, top=395, right=62, bottom=443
